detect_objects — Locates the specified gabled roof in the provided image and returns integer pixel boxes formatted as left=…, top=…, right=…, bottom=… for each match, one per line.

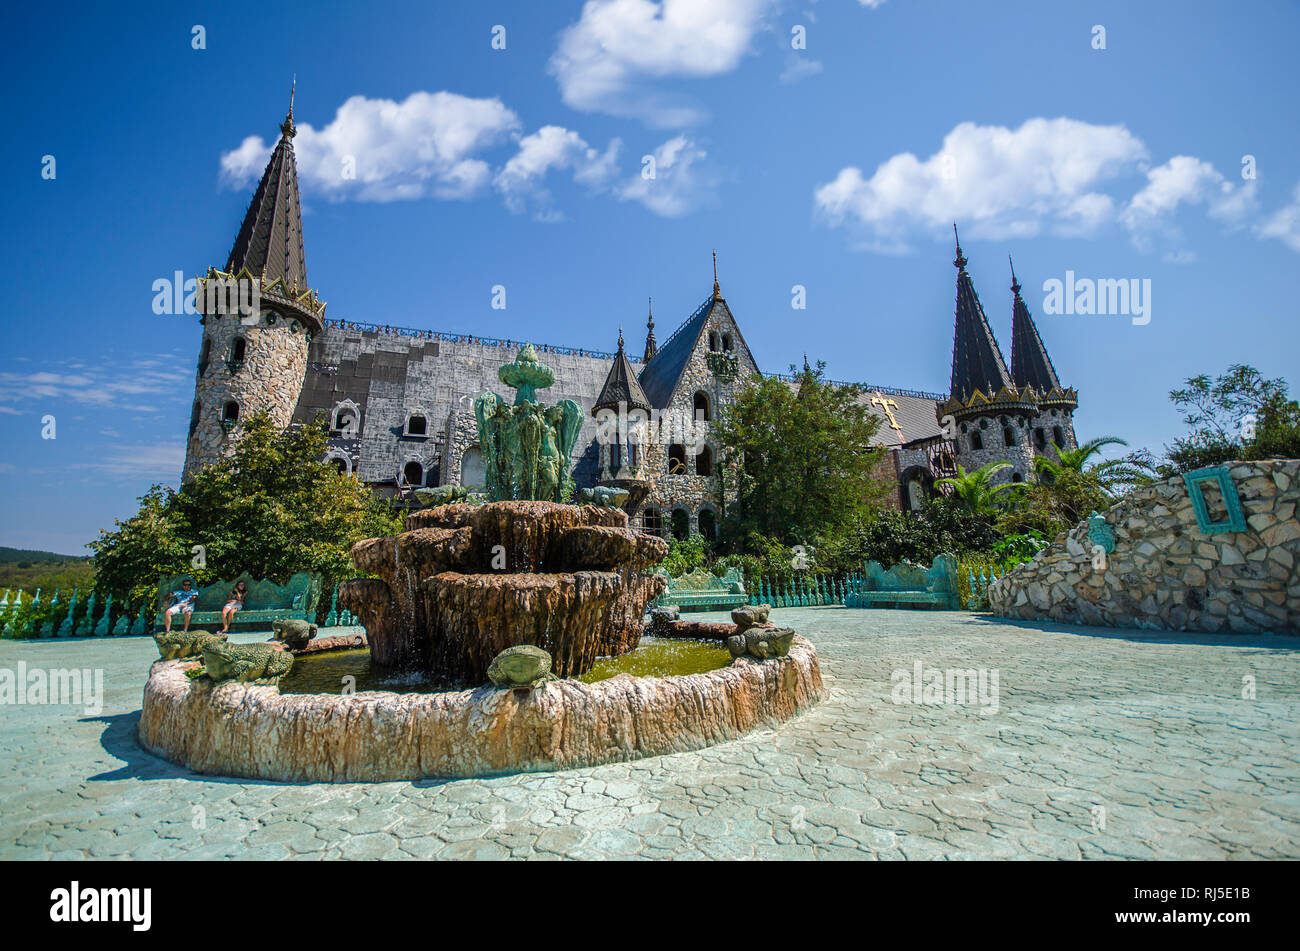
left=593, top=331, right=651, bottom=413
left=1008, top=259, right=1063, bottom=393
left=225, top=106, right=309, bottom=293
left=949, top=230, right=1013, bottom=403
left=637, top=294, right=716, bottom=408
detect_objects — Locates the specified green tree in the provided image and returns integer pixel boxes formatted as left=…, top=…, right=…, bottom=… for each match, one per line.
left=934, top=460, right=1022, bottom=515
left=1033, top=436, right=1156, bottom=494
left=714, top=361, right=886, bottom=546
left=90, top=413, right=403, bottom=606
left=1164, top=364, right=1300, bottom=473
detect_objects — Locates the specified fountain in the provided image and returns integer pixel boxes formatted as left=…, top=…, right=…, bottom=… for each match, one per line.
left=138, top=345, right=822, bottom=782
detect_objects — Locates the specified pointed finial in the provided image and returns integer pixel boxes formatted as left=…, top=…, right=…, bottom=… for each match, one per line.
left=712, top=249, right=721, bottom=299
left=617, top=327, right=624, bottom=351
left=280, top=76, right=297, bottom=138
left=647, top=297, right=654, bottom=329
left=953, top=223, right=966, bottom=270
left=803, top=353, right=811, bottom=374
left=1009, top=254, right=1021, bottom=295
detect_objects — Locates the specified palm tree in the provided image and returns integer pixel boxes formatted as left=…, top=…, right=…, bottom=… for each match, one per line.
left=1033, top=436, right=1155, bottom=493
left=934, top=460, right=1024, bottom=515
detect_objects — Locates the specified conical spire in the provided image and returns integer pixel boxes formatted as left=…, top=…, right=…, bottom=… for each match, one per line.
left=225, top=90, right=309, bottom=292
left=594, top=329, right=651, bottom=413
left=1008, top=256, right=1063, bottom=393
left=948, top=227, right=1013, bottom=402
left=643, top=297, right=658, bottom=362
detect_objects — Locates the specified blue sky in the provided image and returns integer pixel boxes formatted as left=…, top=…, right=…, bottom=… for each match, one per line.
left=2, top=0, right=1298, bottom=554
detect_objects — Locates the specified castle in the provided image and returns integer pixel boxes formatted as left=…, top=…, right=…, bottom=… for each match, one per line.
left=184, top=102, right=1079, bottom=538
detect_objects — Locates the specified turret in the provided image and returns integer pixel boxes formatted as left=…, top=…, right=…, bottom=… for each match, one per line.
left=1008, top=257, right=1078, bottom=460
left=184, top=84, right=327, bottom=479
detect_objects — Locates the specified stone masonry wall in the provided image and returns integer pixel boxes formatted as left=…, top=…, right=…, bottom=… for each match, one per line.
left=988, top=459, right=1300, bottom=633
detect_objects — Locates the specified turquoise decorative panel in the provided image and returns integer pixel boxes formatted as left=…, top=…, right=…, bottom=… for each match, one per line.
left=1182, top=466, right=1247, bottom=535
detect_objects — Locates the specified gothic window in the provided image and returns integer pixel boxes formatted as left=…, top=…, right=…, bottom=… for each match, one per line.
left=405, top=413, right=428, bottom=436
left=609, top=441, right=621, bottom=470
left=332, top=404, right=359, bottom=434
left=1053, top=426, right=1065, bottom=447
left=188, top=400, right=201, bottom=438
left=671, top=509, right=690, bottom=541
left=971, top=430, right=983, bottom=451
left=721, top=333, right=733, bottom=352
left=641, top=508, right=664, bottom=536
left=698, top=508, right=716, bottom=541
left=221, top=400, right=239, bottom=433
left=696, top=444, right=713, bottom=477
left=693, top=391, right=711, bottom=422
left=197, top=338, right=211, bottom=376
left=402, top=461, right=424, bottom=486
left=667, top=443, right=687, bottom=474
left=959, top=422, right=968, bottom=434
left=709, top=332, right=720, bottom=352
left=1034, top=427, right=1046, bottom=449
left=1003, top=426, right=1016, bottom=447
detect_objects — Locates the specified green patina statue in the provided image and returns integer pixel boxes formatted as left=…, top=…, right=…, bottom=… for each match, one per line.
left=474, top=344, right=583, bottom=502
left=486, top=644, right=556, bottom=689
left=727, top=627, right=796, bottom=660
left=154, top=629, right=228, bottom=660
left=271, top=618, right=318, bottom=650
left=578, top=485, right=630, bottom=508
left=201, top=641, right=294, bottom=686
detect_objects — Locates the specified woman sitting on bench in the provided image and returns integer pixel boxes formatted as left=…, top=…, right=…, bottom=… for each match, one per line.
left=221, top=580, right=247, bottom=633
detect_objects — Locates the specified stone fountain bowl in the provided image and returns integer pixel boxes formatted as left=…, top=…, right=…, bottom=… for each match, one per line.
left=137, top=635, right=822, bottom=783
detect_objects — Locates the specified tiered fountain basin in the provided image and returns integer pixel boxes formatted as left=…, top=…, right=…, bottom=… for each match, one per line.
left=137, top=635, right=821, bottom=782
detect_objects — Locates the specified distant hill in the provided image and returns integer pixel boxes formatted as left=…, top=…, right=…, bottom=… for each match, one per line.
left=0, top=547, right=95, bottom=594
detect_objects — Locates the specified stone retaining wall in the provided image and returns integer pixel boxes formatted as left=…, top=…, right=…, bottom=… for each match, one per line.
left=988, top=460, right=1299, bottom=633
left=137, top=637, right=822, bottom=782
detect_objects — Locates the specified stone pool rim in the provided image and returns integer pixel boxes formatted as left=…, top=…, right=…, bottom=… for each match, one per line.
left=137, top=636, right=823, bottom=783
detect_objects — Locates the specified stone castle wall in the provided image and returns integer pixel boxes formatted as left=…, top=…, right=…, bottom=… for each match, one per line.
left=184, top=310, right=310, bottom=479
left=988, top=459, right=1300, bottom=634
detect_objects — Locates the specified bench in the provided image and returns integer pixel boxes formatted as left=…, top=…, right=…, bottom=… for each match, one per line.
left=653, top=567, right=748, bottom=613
left=844, top=554, right=960, bottom=610
left=154, top=572, right=322, bottom=632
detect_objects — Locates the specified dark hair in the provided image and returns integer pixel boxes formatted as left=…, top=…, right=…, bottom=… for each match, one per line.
left=235, top=581, right=247, bottom=591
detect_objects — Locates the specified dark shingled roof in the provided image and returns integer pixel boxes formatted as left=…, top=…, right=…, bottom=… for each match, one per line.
left=637, top=295, right=716, bottom=408
left=949, top=237, right=1012, bottom=402
left=1008, top=262, right=1063, bottom=393
left=225, top=115, right=309, bottom=291
left=594, top=332, right=651, bottom=412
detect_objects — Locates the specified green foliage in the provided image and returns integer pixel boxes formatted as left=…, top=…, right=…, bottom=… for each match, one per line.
left=90, top=412, right=404, bottom=606
left=995, top=467, right=1112, bottom=539
left=1163, top=364, right=1300, bottom=474
left=0, top=547, right=95, bottom=594
left=660, top=534, right=712, bottom=578
left=989, top=530, right=1048, bottom=568
left=1034, top=436, right=1156, bottom=494
left=714, top=361, right=887, bottom=546
left=817, top=497, right=1001, bottom=573
left=934, top=461, right=1023, bottom=515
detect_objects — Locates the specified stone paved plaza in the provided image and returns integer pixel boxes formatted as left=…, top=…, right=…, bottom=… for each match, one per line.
left=2, top=608, right=1297, bottom=860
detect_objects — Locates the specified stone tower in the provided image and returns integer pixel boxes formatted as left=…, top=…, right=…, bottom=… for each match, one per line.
left=183, top=90, right=327, bottom=480
left=937, top=228, right=1036, bottom=484
left=1008, top=257, right=1078, bottom=461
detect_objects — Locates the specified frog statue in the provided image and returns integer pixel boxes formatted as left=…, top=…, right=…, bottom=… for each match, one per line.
left=201, top=641, right=294, bottom=686
left=271, top=618, right=318, bottom=651
left=486, top=644, right=557, bottom=689
left=473, top=344, right=583, bottom=502
left=154, top=629, right=228, bottom=660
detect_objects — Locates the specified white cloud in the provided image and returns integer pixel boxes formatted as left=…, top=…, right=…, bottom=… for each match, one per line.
left=1121, top=155, right=1256, bottom=250
left=779, top=54, right=823, bottom=84
left=0, top=358, right=190, bottom=415
left=494, top=126, right=622, bottom=219
left=617, top=135, right=719, bottom=217
left=814, top=118, right=1147, bottom=251
left=221, top=91, right=521, bottom=202
left=1258, top=182, right=1300, bottom=253
left=550, top=0, right=777, bottom=127
left=88, top=442, right=187, bottom=480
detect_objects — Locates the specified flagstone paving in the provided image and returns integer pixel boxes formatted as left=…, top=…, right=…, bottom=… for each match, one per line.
left=1, top=608, right=1297, bottom=860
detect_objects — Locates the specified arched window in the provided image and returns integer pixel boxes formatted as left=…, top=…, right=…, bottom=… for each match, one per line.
left=609, top=441, right=621, bottom=470
left=667, top=443, right=687, bottom=474
left=1034, top=427, right=1046, bottom=449
left=197, top=338, right=211, bottom=376
left=698, top=509, right=716, bottom=541
left=1003, top=426, right=1016, bottom=447
left=1012, top=472, right=1024, bottom=483
left=402, top=461, right=424, bottom=486
left=221, top=400, right=239, bottom=433
left=971, top=430, right=983, bottom=451
left=405, top=414, right=427, bottom=436
left=332, top=403, right=360, bottom=435
left=188, top=400, right=201, bottom=438
left=641, top=508, right=663, bottom=536
left=1053, top=426, right=1065, bottom=447
left=693, top=391, right=711, bottom=422
left=959, top=422, right=968, bottom=434
left=709, top=332, right=720, bottom=352
left=721, top=333, right=733, bottom=352
left=979, top=418, right=989, bottom=429
left=230, top=337, right=247, bottom=363
left=332, top=458, right=348, bottom=475
left=671, top=509, right=690, bottom=541
left=696, top=444, right=713, bottom=477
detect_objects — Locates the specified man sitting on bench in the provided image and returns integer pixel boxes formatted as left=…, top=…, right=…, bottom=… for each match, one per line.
left=163, top=579, right=199, bottom=633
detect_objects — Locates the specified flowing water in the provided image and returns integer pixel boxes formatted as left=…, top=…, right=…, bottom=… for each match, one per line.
left=278, top=636, right=731, bottom=695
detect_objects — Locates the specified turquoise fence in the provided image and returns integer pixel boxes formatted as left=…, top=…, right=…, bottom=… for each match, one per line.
left=747, top=574, right=860, bottom=608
